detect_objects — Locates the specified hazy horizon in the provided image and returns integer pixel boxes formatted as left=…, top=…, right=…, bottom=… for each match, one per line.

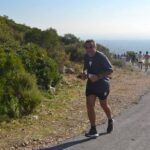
left=1, top=0, right=150, bottom=53
left=97, top=40, right=150, bottom=54
left=1, top=0, right=150, bottom=40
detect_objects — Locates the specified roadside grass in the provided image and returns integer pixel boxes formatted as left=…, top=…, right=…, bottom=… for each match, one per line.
left=0, top=74, right=85, bottom=149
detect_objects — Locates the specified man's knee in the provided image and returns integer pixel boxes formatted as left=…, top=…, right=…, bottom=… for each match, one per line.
left=86, top=96, right=96, bottom=111
left=86, top=101, right=95, bottom=111
left=100, top=101, right=109, bottom=109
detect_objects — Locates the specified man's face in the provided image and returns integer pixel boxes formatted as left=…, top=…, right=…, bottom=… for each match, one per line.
left=84, top=42, right=96, bottom=56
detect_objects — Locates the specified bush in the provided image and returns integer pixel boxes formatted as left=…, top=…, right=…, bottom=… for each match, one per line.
left=97, top=44, right=112, bottom=60
left=60, top=34, right=80, bottom=45
left=112, top=59, right=125, bottom=68
left=24, top=28, right=60, bottom=49
left=47, top=48, right=70, bottom=72
left=0, top=49, right=42, bottom=118
left=64, top=44, right=85, bottom=62
left=17, top=44, right=61, bottom=89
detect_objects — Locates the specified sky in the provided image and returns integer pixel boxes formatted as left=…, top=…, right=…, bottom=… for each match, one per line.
left=1, top=0, right=150, bottom=40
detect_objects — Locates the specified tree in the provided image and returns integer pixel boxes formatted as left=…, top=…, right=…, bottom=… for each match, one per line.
left=97, top=43, right=112, bottom=60
left=41, top=28, right=60, bottom=49
left=126, top=51, right=136, bottom=63
left=61, top=34, right=79, bottom=45
left=24, top=28, right=42, bottom=45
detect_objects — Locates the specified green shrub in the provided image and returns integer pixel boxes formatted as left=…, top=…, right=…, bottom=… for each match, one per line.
left=112, top=59, right=125, bottom=68
left=64, top=44, right=85, bottom=62
left=17, top=44, right=61, bottom=89
left=0, top=49, right=42, bottom=118
left=47, top=48, right=70, bottom=72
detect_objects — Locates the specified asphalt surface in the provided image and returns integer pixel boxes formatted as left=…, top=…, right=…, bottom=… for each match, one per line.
left=38, top=90, right=150, bottom=150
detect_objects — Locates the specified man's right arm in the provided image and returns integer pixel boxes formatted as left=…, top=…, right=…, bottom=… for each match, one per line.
left=83, top=63, right=87, bottom=73
left=77, top=55, right=88, bottom=80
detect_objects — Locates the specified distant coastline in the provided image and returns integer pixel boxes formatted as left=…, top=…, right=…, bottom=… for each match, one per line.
left=97, top=40, right=150, bottom=54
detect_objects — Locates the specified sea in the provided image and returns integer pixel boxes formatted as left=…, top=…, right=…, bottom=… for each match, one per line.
left=97, top=40, right=150, bottom=54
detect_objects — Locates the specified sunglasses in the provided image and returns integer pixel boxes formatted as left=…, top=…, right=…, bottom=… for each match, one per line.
left=85, top=46, right=94, bottom=49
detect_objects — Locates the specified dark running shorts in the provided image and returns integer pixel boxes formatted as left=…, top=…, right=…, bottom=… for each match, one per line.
left=86, top=87, right=110, bottom=100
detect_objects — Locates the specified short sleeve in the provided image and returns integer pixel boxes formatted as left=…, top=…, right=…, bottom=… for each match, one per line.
left=99, top=53, right=113, bottom=72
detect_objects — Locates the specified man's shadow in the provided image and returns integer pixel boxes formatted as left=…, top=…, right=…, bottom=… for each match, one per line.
left=39, top=132, right=108, bottom=150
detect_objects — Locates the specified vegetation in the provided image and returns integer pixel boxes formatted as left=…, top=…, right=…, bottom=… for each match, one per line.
left=112, top=59, right=125, bottom=68
left=0, top=49, right=41, bottom=118
left=17, top=44, right=61, bottom=89
left=0, top=15, right=112, bottom=118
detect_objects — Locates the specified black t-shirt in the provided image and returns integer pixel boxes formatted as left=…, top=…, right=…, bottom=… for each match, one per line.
left=84, top=51, right=113, bottom=91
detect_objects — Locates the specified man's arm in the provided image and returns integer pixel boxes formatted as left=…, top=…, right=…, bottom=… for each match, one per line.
left=99, top=53, right=113, bottom=78
left=77, top=56, right=88, bottom=80
left=89, top=53, right=113, bottom=82
left=89, top=70, right=113, bottom=82
left=83, top=64, right=87, bottom=73
left=97, top=70, right=113, bottom=79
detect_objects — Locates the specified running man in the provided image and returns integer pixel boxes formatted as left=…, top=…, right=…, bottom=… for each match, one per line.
left=138, top=51, right=143, bottom=70
left=144, top=51, right=150, bottom=72
left=79, top=40, right=113, bottom=137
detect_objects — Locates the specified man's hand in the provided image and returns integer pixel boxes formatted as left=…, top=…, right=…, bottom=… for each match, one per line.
left=77, top=73, right=87, bottom=80
left=89, top=74, right=100, bottom=82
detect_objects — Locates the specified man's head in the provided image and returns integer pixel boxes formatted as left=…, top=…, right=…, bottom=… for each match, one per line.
left=84, top=40, right=96, bottom=56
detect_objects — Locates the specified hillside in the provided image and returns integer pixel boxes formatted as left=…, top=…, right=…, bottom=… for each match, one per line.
left=0, top=15, right=111, bottom=118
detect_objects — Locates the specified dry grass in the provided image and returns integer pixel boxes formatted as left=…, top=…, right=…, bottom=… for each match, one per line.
left=0, top=67, right=150, bottom=150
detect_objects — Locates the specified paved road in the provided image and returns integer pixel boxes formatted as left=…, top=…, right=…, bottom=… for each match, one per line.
left=38, top=91, right=150, bottom=150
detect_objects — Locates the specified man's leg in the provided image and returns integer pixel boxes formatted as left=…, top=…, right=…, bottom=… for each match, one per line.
left=85, top=95, right=99, bottom=137
left=100, top=99, right=112, bottom=120
left=141, top=63, right=143, bottom=70
left=145, top=64, right=147, bottom=72
left=86, top=95, right=97, bottom=127
left=100, top=99, right=113, bottom=133
left=139, top=62, right=142, bottom=70
left=145, top=64, right=148, bottom=72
